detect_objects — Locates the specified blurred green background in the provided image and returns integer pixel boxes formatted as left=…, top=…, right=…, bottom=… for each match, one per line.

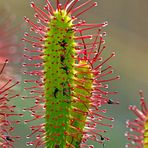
left=0, top=0, right=148, bottom=148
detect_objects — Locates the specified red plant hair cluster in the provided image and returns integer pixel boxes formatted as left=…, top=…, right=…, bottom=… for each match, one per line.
left=0, top=59, right=22, bottom=148
left=125, top=91, right=148, bottom=148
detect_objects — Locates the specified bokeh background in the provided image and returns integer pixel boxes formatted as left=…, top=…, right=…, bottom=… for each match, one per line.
left=0, top=0, right=148, bottom=148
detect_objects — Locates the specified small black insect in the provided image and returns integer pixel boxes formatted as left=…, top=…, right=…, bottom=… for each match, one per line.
left=61, top=66, right=68, bottom=74
left=58, top=40, right=67, bottom=48
left=5, top=135, right=13, bottom=142
left=67, top=28, right=74, bottom=33
left=60, top=54, right=65, bottom=63
left=107, top=99, right=114, bottom=104
left=100, top=136, right=105, bottom=148
left=54, top=88, right=59, bottom=98
left=100, top=135, right=104, bottom=141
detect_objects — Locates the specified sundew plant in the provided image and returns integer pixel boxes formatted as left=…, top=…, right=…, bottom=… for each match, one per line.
left=22, top=0, right=119, bottom=148
left=0, top=0, right=147, bottom=148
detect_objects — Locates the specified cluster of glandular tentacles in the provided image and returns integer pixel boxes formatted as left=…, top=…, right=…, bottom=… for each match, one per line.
left=0, top=59, right=22, bottom=148
left=125, top=91, right=148, bottom=148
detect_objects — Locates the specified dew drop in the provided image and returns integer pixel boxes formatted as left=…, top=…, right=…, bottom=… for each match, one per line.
left=24, top=32, right=28, bottom=36
left=26, top=135, right=30, bottom=139
left=130, top=128, right=133, bottom=132
left=104, top=21, right=108, bottom=26
left=37, top=19, right=41, bottom=23
left=94, top=2, right=98, bottom=6
left=24, top=120, right=28, bottom=124
left=102, top=32, right=107, bottom=36
left=131, top=141, right=135, bottom=144
left=22, top=109, right=26, bottom=112
left=111, top=118, right=114, bottom=121
left=89, top=145, right=94, bottom=148
left=24, top=16, right=29, bottom=23
left=30, top=2, right=35, bottom=8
